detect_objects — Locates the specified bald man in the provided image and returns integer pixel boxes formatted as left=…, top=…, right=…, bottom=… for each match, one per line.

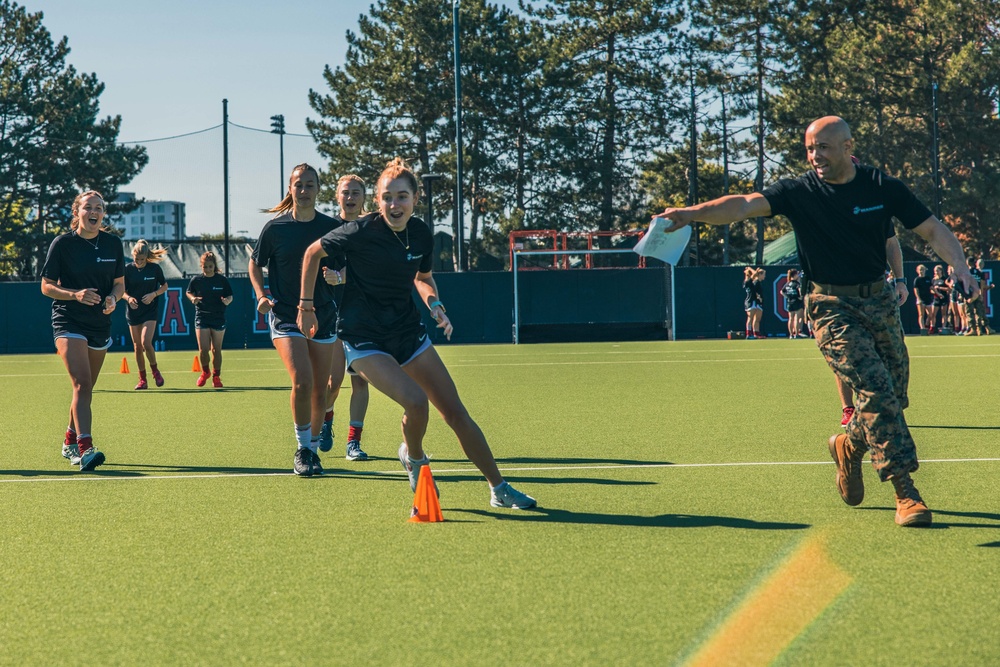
left=659, top=116, right=980, bottom=527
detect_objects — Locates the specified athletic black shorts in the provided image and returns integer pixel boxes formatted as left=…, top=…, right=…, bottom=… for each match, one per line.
left=52, top=317, right=112, bottom=350
left=342, top=324, right=431, bottom=372
left=268, top=303, right=337, bottom=343
left=195, top=316, right=227, bottom=331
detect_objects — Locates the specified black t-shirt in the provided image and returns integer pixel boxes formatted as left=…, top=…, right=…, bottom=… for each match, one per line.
left=187, top=273, right=233, bottom=319
left=319, top=212, right=434, bottom=341
left=124, top=262, right=166, bottom=317
left=931, top=277, right=950, bottom=302
left=762, top=166, right=933, bottom=284
left=782, top=279, right=803, bottom=306
left=41, top=230, right=125, bottom=330
left=251, top=212, right=340, bottom=319
left=743, top=279, right=763, bottom=308
left=913, top=275, right=933, bottom=303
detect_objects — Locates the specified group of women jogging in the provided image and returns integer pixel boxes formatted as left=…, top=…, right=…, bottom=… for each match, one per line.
left=42, top=159, right=537, bottom=510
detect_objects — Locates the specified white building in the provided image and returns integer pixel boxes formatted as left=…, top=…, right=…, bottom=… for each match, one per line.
left=112, top=193, right=187, bottom=241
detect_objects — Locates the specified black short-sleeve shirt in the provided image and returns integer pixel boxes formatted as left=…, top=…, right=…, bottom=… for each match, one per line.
left=124, top=261, right=166, bottom=322
left=913, top=275, right=933, bottom=304
left=762, top=166, right=933, bottom=284
left=187, top=273, right=233, bottom=320
left=319, top=213, right=434, bottom=341
left=251, top=212, right=340, bottom=321
left=41, top=230, right=125, bottom=331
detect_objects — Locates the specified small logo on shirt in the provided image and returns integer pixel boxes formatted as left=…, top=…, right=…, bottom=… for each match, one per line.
left=96, top=257, right=117, bottom=263
left=211, top=286, right=223, bottom=291
left=407, top=253, right=422, bottom=261
left=853, top=204, right=884, bottom=215
left=144, top=276, right=156, bottom=281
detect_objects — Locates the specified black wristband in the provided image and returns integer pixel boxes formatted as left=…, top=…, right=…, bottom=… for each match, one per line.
left=894, top=278, right=907, bottom=286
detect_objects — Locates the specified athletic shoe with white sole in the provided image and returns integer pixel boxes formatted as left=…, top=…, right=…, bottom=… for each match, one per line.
left=62, top=443, right=78, bottom=463
left=398, top=442, right=437, bottom=494
left=346, top=439, right=368, bottom=461
left=318, top=420, right=333, bottom=453
left=78, top=447, right=105, bottom=472
left=490, top=482, right=537, bottom=509
left=293, top=448, right=314, bottom=477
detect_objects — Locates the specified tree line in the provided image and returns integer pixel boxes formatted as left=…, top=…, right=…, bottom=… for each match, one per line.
left=309, top=0, right=1000, bottom=267
left=3, top=0, right=998, bottom=278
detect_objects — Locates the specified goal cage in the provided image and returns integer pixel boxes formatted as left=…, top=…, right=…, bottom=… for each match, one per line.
left=511, top=248, right=677, bottom=344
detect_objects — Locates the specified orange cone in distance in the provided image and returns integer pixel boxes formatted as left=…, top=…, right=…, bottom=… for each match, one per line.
left=192, top=355, right=201, bottom=372
left=408, top=465, right=443, bottom=523
left=120, top=357, right=130, bottom=374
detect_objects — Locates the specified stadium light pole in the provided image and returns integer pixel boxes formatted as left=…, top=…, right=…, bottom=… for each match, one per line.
left=271, top=114, right=286, bottom=199
left=453, top=0, right=465, bottom=272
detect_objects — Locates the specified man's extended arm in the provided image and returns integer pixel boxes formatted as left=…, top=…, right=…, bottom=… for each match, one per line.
left=658, top=193, right=773, bottom=231
left=912, top=217, right=979, bottom=300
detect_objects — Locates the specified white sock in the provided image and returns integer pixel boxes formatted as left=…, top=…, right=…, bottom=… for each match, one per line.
left=294, top=424, right=311, bottom=451
left=309, top=436, right=320, bottom=454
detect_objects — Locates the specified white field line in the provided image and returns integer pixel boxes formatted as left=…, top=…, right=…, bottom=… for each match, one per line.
left=2, top=457, right=998, bottom=484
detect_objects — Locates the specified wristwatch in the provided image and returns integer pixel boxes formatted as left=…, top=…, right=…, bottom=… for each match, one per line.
left=894, top=277, right=907, bottom=286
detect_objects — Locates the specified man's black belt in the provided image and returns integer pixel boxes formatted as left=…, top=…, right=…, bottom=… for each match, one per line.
left=809, top=278, right=885, bottom=298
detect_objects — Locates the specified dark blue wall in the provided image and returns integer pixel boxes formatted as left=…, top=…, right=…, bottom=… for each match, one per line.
left=3, top=261, right=994, bottom=352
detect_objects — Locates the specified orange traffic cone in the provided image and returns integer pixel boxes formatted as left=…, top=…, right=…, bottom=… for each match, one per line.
left=120, top=357, right=130, bottom=374
left=192, top=355, right=201, bottom=372
left=408, top=466, right=444, bottom=523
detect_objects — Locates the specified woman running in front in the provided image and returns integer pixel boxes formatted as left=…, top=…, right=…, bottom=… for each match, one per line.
left=186, top=251, right=233, bottom=387
left=249, top=163, right=340, bottom=477
left=124, top=239, right=168, bottom=390
left=318, top=174, right=373, bottom=461
left=41, top=190, right=125, bottom=471
left=298, top=158, right=536, bottom=509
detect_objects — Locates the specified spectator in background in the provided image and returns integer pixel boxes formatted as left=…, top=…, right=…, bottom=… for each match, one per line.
left=782, top=268, right=805, bottom=338
left=929, top=264, right=950, bottom=334
left=966, top=258, right=993, bottom=335
left=124, top=239, right=168, bottom=390
left=743, top=267, right=765, bottom=338
left=187, top=251, right=233, bottom=388
left=912, top=264, right=933, bottom=333
left=947, top=265, right=966, bottom=334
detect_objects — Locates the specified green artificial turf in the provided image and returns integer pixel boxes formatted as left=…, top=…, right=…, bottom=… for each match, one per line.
left=1, top=337, right=999, bottom=665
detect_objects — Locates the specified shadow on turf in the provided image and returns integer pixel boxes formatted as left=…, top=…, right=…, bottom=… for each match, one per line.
left=96, top=386, right=289, bottom=394
left=428, top=456, right=674, bottom=467
left=857, top=507, right=1000, bottom=537
left=908, top=424, right=1000, bottom=431
left=453, top=507, right=810, bottom=530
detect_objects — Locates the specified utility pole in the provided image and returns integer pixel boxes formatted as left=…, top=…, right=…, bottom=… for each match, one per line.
left=271, top=114, right=286, bottom=199
left=223, top=99, right=230, bottom=273
left=453, top=0, right=465, bottom=272
left=931, top=82, right=942, bottom=219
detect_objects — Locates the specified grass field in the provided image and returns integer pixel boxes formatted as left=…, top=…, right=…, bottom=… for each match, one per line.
left=2, top=337, right=999, bottom=665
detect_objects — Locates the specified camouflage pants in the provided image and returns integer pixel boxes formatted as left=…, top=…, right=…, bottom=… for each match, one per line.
left=807, top=285, right=918, bottom=482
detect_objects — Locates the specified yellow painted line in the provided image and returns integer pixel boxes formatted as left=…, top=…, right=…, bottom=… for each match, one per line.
left=683, top=532, right=852, bottom=667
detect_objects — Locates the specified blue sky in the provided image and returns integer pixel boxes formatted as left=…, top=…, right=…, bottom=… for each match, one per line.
left=20, top=0, right=432, bottom=237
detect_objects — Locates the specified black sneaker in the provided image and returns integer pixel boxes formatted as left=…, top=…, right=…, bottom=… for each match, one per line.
left=293, top=448, right=314, bottom=477
left=311, top=451, right=324, bottom=476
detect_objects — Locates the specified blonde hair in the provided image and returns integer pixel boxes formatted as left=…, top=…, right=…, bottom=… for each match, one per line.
left=263, top=163, right=320, bottom=215
left=337, top=173, right=367, bottom=214
left=133, top=239, right=168, bottom=263
left=377, top=157, right=419, bottom=198
left=70, top=190, right=107, bottom=231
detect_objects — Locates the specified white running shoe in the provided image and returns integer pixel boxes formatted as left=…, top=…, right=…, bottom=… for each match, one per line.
left=490, top=482, right=537, bottom=509
left=78, top=447, right=105, bottom=472
left=62, top=443, right=79, bottom=464
left=398, top=442, right=437, bottom=494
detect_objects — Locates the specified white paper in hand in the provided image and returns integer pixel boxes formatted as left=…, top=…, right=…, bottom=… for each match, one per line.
left=633, top=217, right=692, bottom=266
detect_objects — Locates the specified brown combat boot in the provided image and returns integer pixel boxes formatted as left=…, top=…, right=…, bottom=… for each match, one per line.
left=891, top=474, right=933, bottom=527
left=828, top=434, right=866, bottom=506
